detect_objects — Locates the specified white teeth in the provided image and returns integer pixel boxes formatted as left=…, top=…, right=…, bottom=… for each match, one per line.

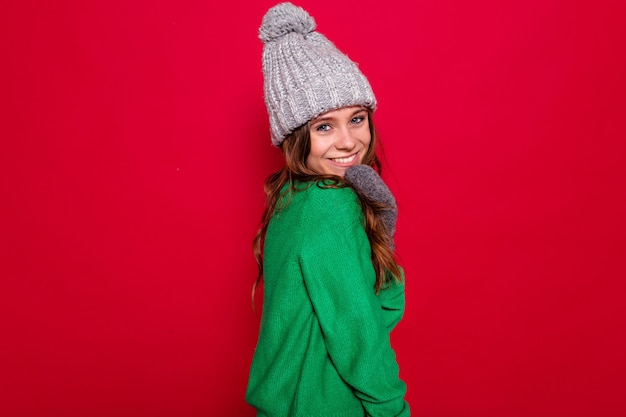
left=332, top=154, right=357, bottom=164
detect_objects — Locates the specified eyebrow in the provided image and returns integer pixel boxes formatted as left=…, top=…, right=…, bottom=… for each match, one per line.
left=311, top=107, right=367, bottom=124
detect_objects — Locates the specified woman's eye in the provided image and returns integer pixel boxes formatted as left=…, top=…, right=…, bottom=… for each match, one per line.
left=351, top=116, right=365, bottom=124
left=315, top=124, right=331, bottom=132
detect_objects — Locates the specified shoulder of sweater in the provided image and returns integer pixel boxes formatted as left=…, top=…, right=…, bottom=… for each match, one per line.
left=293, top=184, right=367, bottom=258
left=290, top=183, right=363, bottom=235
left=299, top=182, right=360, bottom=212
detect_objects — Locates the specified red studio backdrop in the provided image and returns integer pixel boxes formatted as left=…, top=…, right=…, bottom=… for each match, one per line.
left=1, top=0, right=625, bottom=416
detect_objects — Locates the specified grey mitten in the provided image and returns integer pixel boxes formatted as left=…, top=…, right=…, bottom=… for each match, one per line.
left=344, top=165, right=397, bottom=249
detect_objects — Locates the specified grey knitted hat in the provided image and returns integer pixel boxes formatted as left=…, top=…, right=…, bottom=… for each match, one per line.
left=259, top=2, right=377, bottom=146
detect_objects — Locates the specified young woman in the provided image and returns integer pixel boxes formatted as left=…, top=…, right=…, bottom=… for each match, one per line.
left=247, top=3, right=410, bottom=416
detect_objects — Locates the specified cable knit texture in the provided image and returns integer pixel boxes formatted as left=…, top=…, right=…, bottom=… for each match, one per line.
left=246, top=182, right=409, bottom=417
left=259, top=2, right=377, bottom=146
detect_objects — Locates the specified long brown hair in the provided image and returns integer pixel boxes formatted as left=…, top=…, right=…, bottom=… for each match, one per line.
left=252, top=110, right=402, bottom=304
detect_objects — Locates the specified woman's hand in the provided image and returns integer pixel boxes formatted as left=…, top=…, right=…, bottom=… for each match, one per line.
left=345, top=165, right=397, bottom=249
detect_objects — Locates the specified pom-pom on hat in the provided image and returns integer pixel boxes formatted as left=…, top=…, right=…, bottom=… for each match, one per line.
left=259, top=2, right=377, bottom=146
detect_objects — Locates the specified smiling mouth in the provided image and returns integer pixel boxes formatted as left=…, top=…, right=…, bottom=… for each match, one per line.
left=330, top=153, right=358, bottom=164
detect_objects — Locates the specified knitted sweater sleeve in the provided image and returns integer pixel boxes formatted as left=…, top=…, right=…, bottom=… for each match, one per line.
left=379, top=275, right=406, bottom=332
left=299, top=186, right=410, bottom=417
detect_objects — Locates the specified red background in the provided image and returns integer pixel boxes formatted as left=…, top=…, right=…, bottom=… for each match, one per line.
left=2, top=0, right=625, bottom=416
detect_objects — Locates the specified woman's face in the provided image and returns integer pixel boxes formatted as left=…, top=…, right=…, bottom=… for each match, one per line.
left=306, top=106, right=371, bottom=177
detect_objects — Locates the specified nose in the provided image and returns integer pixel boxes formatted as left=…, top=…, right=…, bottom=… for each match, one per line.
left=335, top=127, right=356, bottom=150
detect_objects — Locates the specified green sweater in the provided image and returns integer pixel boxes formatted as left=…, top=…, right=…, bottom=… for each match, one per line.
left=246, top=181, right=409, bottom=417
